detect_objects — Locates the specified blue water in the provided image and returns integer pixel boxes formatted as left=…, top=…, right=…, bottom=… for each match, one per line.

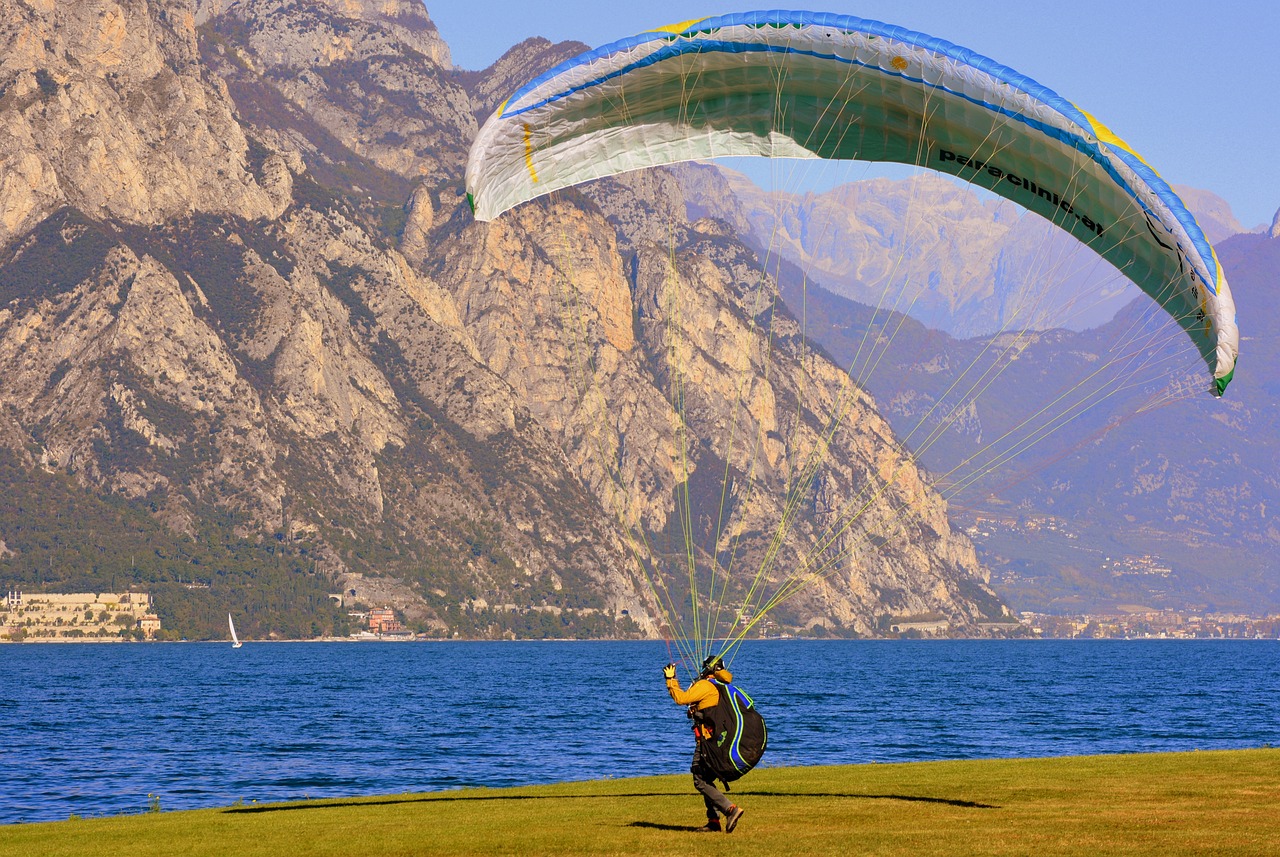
left=2, top=639, right=1277, bottom=824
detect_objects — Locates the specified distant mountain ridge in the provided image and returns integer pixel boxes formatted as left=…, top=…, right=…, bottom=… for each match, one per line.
left=681, top=165, right=1250, bottom=340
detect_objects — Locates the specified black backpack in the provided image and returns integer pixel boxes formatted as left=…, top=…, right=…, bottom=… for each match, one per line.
left=697, top=679, right=767, bottom=787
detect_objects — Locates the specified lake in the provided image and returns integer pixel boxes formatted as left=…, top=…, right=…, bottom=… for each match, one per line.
left=2, top=639, right=1277, bottom=824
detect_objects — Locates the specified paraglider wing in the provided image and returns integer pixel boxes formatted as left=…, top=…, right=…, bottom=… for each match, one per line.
left=465, top=10, right=1237, bottom=394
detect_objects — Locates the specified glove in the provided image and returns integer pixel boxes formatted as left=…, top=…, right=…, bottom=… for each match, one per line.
left=662, top=663, right=676, bottom=680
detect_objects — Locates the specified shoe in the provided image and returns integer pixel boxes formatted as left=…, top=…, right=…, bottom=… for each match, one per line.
left=695, top=821, right=722, bottom=833
left=724, top=805, right=745, bottom=833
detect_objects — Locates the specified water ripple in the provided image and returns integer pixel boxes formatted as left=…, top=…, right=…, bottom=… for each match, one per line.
left=1, top=639, right=1277, bottom=822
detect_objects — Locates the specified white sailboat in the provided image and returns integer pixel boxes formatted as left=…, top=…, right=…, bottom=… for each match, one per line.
left=229, top=613, right=243, bottom=648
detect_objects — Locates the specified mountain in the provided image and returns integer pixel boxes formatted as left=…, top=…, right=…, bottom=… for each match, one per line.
left=682, top=167, right=1248, bottom=340
left=913, top=234, right=1276, bottom=613
left=1170, top=186, right=1246, bottom=244
left=676, top=159, right=1276, bottom=614
left=0, top=0, right=1006, bottom=639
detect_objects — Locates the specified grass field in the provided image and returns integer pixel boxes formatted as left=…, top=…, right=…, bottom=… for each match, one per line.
left=3, top=749, right=1276, bottom=856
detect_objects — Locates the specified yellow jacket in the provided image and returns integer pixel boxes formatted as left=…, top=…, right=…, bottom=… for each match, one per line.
left=666, top=668, right=733, bottom=711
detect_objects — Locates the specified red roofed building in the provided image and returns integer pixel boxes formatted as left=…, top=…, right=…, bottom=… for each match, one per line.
left=368, top=607, right=402, bottom=634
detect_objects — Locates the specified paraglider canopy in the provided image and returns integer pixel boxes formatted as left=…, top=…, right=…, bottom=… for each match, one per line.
left=466, top=10, right=1237, bottom=395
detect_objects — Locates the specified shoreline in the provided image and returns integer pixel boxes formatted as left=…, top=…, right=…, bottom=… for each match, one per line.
left=3, top=634, right=1277, bottom=644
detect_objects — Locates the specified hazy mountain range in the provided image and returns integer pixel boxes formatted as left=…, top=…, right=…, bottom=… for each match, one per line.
left=684, top=166, right=1248, bottom=340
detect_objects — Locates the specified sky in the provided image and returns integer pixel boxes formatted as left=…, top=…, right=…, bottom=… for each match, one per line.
left=423, top=1, right=1280, bottom=229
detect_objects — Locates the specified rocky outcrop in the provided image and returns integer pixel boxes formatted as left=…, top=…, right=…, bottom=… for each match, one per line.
left=0, top=213, right=282, bottom=531
left=196, top=0, right=452, bottom=67
left=0, top=0, right=277, bottom=247
left=399, top=183, right=433, bottom=262
left=454, top=37, right=589, bottom=119
left=197, top=0, right=473, bottom=181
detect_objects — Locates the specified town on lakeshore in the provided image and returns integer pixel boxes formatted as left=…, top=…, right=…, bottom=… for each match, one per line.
left=4, top=589, right=1278, bottom=642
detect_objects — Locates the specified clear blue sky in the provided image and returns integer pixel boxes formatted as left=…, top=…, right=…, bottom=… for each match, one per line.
left=424, top=1, right=1279, bottom=229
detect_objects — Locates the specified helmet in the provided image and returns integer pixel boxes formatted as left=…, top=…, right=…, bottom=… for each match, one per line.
left=700, top=655, right=725, bottom=677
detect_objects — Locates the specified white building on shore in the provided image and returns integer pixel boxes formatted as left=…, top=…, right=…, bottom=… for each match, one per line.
left=2, top=591, right=161, bottom=641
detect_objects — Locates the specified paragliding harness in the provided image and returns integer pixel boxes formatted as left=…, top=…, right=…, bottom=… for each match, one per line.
left=689, top=679, right=767, bottom=790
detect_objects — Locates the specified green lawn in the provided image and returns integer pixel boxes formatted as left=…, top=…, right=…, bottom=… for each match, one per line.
left=4, top=749, right=1276, bottom=856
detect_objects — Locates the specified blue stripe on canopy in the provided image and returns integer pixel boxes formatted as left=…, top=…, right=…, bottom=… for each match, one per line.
left=504, top=10, right=1093, bottom=130
left=499, top=10, right=1219, bottom=293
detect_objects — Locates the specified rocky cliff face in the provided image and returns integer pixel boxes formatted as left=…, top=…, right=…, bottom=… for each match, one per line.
left=0, top=0, right=279, bottom=247
left=0, top=0, right=1007, bottom=637
left=430, top=168, right=1002, bottom=632
left=454, top=36, right=589, bottom=121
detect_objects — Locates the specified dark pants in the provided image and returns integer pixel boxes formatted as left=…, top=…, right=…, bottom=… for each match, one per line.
left=692, top=741, right=734, bottom=819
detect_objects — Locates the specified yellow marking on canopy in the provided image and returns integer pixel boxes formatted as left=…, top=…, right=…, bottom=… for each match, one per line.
left=649, top=17, right=711, bottom=35
left=523, top=123, right=539, bottom=183
left=1080, top=107, right=1155, bottom=171
left=1212, top=247, right=1227, bottom=295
